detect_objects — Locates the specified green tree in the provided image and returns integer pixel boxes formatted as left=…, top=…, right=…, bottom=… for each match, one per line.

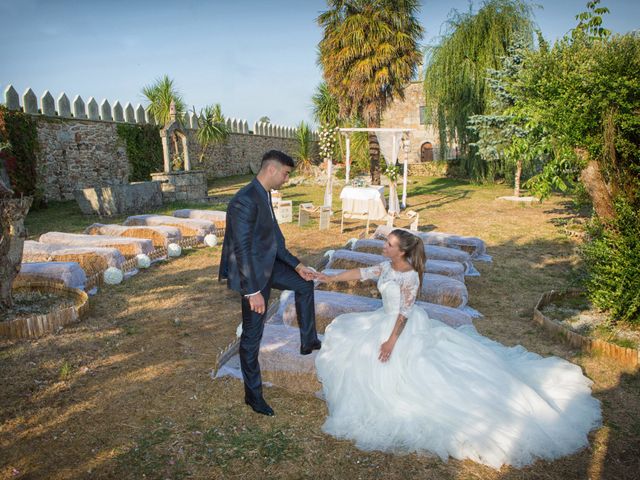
left=142, top=75, right=186, bottom=126
left=311, top=82, right=370, bottom=175
left=195, top=104, right=229, bottom=164
left=295, top=121, right=314, bottom=174
left=258, top=116, right=271, bottom=124
left=468, top=36, right=552, bottom=195
left=312, top=82, right=340, bottom=128
left=318, top=0, right=423, bottom=184
left=423, top=0, right=534, bottom=178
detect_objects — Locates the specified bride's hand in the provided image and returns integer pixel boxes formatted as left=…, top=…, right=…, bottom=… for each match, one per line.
left=315, top=272, right=332, bottom=283
left=379, top=338, right=396, bottom=362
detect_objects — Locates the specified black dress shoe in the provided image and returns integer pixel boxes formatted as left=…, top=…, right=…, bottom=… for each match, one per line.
left=245, top=397, right=275, bottom=416
left=300, top=340, right=322, bottom=355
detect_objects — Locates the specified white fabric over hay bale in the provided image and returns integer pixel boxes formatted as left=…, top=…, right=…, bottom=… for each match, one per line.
left=39, top=232, right=154, bottom=257
left=274, top=290, right=473, bottom=332
left=84, top=223, right=182, bottom=248
left=373, top=225, right=492, bottom=262
left=349, top=238, right=480, bottom=276
left=321, top=268, right=479, bottom=316
left=326, top=249, right=466, bottom=284
left=215, top=323, right=322, bottom=394
left=123, top=214, right=214, bottom=241
left=172, top=209, right=226, bottom=226
left=18, top=262, right=87, bottom=290
left=22, top=240, right=126, bottom=269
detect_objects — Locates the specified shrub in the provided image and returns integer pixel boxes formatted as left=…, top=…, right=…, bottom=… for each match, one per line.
left=116, top=124, right=163, bottom=181
left=581, top=199, right=640, bottom=325
left=0, top=105, right=43, bottom=205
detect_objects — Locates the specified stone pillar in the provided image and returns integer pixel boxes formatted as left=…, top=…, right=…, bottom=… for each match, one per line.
left=161, top=134, right=171, bottom=172
left=182, top=135, right=190, bottom=171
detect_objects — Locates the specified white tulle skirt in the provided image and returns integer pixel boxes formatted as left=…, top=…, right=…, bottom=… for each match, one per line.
left=315, top=306, right=602, bottom=469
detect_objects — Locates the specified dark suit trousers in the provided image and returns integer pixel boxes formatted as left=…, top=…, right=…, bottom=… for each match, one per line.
left=240, top=259, right=318, bottom=401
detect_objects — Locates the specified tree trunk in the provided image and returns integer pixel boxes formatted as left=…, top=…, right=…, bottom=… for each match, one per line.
left=514, top=160, right=522, bottom=197
left=580, top=158, right=615, bottom=221
left=0, top=196, right=33, bottom=311
left=367, top=115, right=381, bottom=185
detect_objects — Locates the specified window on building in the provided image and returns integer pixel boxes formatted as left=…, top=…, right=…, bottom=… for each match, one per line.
left=419, top=106, right=431, bottom=125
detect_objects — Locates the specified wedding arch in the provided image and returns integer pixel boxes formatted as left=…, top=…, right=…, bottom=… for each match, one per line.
left=338, top=128, right=413, bottom=212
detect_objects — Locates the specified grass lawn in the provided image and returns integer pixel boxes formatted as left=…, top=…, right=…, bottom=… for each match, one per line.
left=2, top=175, right=639, bottom=479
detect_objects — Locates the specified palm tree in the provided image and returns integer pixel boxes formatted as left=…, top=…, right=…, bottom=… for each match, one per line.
left=312, top=82, right=340, bottom=127
left=258, top=116, right=271, bottom=124
left=142, top=75, right=186, bottom=126
left=318, top=0, right=423, bottom=184
left=423, top=0, right=534, bottom=178
left=196, top=104, right=229, bottom=164
left=295, top=121, right=313, bottom=174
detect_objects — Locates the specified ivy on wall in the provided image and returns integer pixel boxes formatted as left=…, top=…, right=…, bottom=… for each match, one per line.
left=116, top=124, right=163, bottom=182
left=0, top=105, right=43, bottom=205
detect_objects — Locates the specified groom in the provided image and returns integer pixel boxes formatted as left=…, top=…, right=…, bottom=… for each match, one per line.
left=219, top=150, right=321, bottom=416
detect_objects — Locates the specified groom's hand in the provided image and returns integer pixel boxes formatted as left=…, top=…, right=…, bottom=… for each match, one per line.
left=248, top=292, right=266, bottom=315
left=295, top=264, right=317, bottom=281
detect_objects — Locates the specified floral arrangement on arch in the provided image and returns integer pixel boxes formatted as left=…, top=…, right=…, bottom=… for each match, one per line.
left=318, top=124, right=339, bottom=162
left=384, top=162, right=401, bottom=182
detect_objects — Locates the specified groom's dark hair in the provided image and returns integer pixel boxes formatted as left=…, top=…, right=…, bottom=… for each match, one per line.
left=261, top=150, right=295, bottom=169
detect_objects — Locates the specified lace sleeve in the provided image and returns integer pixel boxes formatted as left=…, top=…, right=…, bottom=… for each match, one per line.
left=399, top=271, right=420, bottom=317
left=359, top=262, right=386, bottom=281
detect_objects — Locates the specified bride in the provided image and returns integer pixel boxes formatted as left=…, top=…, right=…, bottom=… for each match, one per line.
left=314, top=229, right=601, bottom=469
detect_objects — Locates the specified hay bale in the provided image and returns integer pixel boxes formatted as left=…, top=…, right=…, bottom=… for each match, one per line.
left=23, top=241, right=126, bottom=270
left=277, top=290, right=473, bottom=334
left=123, top=214, right=215, bottom=241
left=84, top=223, right=181, bottom=248
left=51, top=253, right=108, bottom=277
left=172, top=209, right=226, bottom=233
left=318, top=268, right=468, bottom=308
left=259, top=324, right=320, bottom=394
left=18, top=262, right=87, bottom=290
left=373, top=225, right=491, bottom=261
left=39, top=232, right=154, bottom=258
left=326, top=249, right=466, bottom=283
left=348, top=238, right=479, bottom=276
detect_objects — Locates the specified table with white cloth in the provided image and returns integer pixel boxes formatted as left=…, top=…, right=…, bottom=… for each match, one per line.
left=339, top=186, right=386, bottom=220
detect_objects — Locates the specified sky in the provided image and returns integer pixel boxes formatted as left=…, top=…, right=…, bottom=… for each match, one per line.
left=1, top=0, right=638, bottom=128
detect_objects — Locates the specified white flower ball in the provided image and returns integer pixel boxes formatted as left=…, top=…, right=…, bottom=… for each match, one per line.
left=136, top=254, right=151, bottom=269
left=204, top=234, right=218, bottom=247
left=103, top=267, right=123, bottom=285
left=167, top=243, right=182, bottom=257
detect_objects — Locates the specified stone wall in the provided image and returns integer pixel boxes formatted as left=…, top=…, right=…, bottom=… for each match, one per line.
left=35, top=116, right=129, bottom=201
left=187, top=131, right=317, bottom=179
left=3, top=84, right=319, bottom=201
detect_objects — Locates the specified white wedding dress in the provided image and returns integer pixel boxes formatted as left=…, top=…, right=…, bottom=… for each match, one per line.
left=315, top=262, right=601, bottom=469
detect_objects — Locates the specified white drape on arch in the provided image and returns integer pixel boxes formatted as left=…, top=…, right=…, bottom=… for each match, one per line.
left=375, top=131, right=402, bottom=214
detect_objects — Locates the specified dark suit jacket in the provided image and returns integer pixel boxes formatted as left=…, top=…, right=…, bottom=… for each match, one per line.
left=219, top=178, right=300, bottom=295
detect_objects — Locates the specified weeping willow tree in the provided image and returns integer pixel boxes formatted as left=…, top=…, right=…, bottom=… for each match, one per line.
left=318, top=0, right=423, bottom=184
left=423, top=0, right=534, bottom=178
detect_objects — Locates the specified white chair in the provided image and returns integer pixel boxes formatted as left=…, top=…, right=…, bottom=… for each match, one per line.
left=270, top=190, right=292, bottom=224
left=298, top=203, right=332, bottom=230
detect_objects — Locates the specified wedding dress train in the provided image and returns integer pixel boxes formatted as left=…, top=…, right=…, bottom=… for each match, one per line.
left=315, top=262, right=601, bottom=469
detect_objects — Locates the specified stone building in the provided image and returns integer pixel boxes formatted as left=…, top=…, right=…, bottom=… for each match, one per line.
left=380, top=77, right=458, bottom=170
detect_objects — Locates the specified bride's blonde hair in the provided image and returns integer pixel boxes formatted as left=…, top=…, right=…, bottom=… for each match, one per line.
left=390, top=229, right=425, bottom=289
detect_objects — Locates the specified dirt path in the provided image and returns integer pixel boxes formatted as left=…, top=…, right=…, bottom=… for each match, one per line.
left=1, top=179, right=638, bottom=479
